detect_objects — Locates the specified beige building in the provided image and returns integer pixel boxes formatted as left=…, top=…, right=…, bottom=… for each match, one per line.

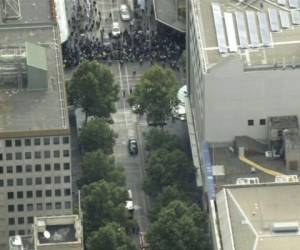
left=0, top=0, right=72, bottom=249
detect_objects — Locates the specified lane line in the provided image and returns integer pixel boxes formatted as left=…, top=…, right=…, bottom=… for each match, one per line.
left=118, top=62, right=128, bottom=127
left=125, top=65, right=131, bottom=94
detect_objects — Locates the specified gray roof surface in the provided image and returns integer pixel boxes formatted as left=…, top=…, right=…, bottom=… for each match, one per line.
left=153, top=0, right=186, bottom=32
left=197, top=0, right=300, bottom=70
left=217, top=183, right=300, bottom=250
left=0, top=1, right=69, bottom=133
left=26, top=42, right=48, bottom=70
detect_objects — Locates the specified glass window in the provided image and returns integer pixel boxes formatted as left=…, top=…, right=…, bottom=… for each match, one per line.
left=34, top=138, right=41, bottom=146
left=18, top=230, right=25, bottom=235
left=43, top=137, right=50, bottom=145
left=16, top=178, right=23, bottom=186
left=65, top=201, right=71, bottom=209
left=248, top=119, right=254, bottom=126
left=9, top=231, right=15, bottom=236
left=17, top=191, right=23, bottom=199
left=55, top=202, right=62, bottom=209
left=17, top=204, right=24, bottom=212
left=45, top=190, right=52, bottom=197
left=6, top=166, right=13, bottom=173
left=64, top=176, right=70, bottom=183
left=53, top=137, right=60, bottom=145
left=6, top=153, right=12, bottom=160
left=35, top=177, right=42, bottom=185
left=63, top=150, right=70, bottom=157
left=64, top=189, right=71, bottom=196
left=26, top=178, right=32, bottom=185
left=0, top=166, right=3, bottom=173
left=7, top=192, right=14, bottom=199
left=26, top=191, right=33, bottom=198
left=44, top=164, right=51, bottom=171
left=25, top=139, right=31, bottom=146
left=0, top=179, right=3, bottom=187
left=5, top=140, right=12, bottom=147
left=35, top=164, right=41, bottom=172
left=8, top=218, right=15, bottom=225
left=25, top=165, right=32, bottom=172
left=34, top=151, right=41, bottom=159
left=8, top=205, right=14, bottom=212
left=46, top=203, right=52, bottom=210
left=45, top=177, right=51, bottom=184
left=36, top=190, right=42, bottom=198
left=16, top=165, right=22, bottom=173
left=44, top=150, right=51, bottom=158
left=27, top=204, right=33, bottom=211
left=18, top=217, right=24, bottom=224
left=63, top=163, right=70, bottom=170
left=54, top=163, right=60, bottom=171
left=0, top=154, right=2, bottom=161
left=7, top=179, right=13, bottom=186
left=36, top=203, right=43, bottom=211
left=15, top=152, right=22, bottom=160
left=53, top=150, right=60, bottom=158
left=260, top=119, right=266, bottom=126
left=54, top=176, right=61, bottom=184
left=55, top=189, right=61, bottom=197
left=63, top=136, right=69, bottom=144
left=25, top=152, right=32, bottom=159
left=15, top=139, right=22, bottom=147
left=27, top=217, right=34, bottom=224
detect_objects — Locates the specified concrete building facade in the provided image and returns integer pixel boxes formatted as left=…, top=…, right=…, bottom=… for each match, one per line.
left=0, top=0, right=72, bottom=249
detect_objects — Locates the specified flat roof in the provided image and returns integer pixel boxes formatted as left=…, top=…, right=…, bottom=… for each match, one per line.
left=217, top=182, right=300, bottom=250
left=153, top=0, right=186, bottom=32
left=196, top=0, right=300, bottom=70
left=0, top=2, right=69, bottom=134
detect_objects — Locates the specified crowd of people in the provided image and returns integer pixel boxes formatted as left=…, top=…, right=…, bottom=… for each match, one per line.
left=62, top=0, right=185, bottom=70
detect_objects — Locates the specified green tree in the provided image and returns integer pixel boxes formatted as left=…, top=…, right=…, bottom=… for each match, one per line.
left=79, top=118, right=117, bottom=154
left=78, top=150, right=125, bottom=188
left=82, top=180, right=128, bottom=233
left=86, top=223, right=136, bottom=250
left=143, top=148, right=195, bottom=196
left=150, top=185, right=190, bottom=221
left=147, top=200, right=211, bottom=250
left=128, top=65, right=179, bottom=126
left=68, top=60, right=119, bottom=120
left=144, top=128, right=181, bottom=152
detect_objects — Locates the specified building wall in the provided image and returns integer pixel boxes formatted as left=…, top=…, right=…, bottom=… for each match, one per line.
left=0, top=135, right=73, bottom=246
left=204, top=58, right=300, bottom=143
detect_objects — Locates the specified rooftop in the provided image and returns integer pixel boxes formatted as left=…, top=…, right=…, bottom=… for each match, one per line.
left=0, top=0, right=69, bottom=135
left=195, top=0, right=300, bottom=71
left=216, top=182, right=300, bottom=250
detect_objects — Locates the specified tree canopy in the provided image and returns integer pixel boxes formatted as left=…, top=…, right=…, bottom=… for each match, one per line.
left=144, top=128, right=181, bottom=152
left=78, top=150, right=125, bottom=188
left=82, top=180, right=128, bottom=233
left=68, top=60, right=119, bottom=119
left=147, top=200, right=211, bottom=250
left=143, top=148, right=195, bottom=196
left=86, top=223, right=136, bottom=250
left=79, top=118, right=117, bottom=154
left=128, top=65, right=179, bottom=126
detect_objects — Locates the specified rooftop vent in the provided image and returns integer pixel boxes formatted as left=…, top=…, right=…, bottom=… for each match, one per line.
left=272, top=221, right=299, bottom=233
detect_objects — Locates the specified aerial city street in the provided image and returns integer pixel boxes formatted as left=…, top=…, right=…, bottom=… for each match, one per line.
left=2, top=0, right=300, bottom=250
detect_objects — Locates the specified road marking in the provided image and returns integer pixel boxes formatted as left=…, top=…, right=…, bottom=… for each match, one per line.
left=118, top=63, right=128, bottom=127
left=125, top=65, right=131, bottom=94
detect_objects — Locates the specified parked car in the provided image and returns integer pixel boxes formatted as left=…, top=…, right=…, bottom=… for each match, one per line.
left=120, top=4, right=131, bottom=21
left=128, top=138, right=138, bottom=155
left=112, top=22, right=121, bottom=37
left=103, top=32, right=111, bottom=47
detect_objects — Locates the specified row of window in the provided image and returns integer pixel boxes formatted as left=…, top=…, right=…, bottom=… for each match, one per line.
left=8, top=200, right=72, bottom=214
left=4, top=137, right=69, bottom=148
left=0, top=149, right=70, bottom=161
left=248, top=119, right=266, bottom=126
left=9, top=230, right=31, bottom=237
left=8, top=201, right=71, bottom=226
left=0, top=162, right=70, bottom=174
left=0, top=175, right=70, bottom=187
left=7, top=189, right=71, bottom=199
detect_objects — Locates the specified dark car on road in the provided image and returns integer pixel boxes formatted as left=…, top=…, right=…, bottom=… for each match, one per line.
left=128, top=138, right=138, bottom=155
